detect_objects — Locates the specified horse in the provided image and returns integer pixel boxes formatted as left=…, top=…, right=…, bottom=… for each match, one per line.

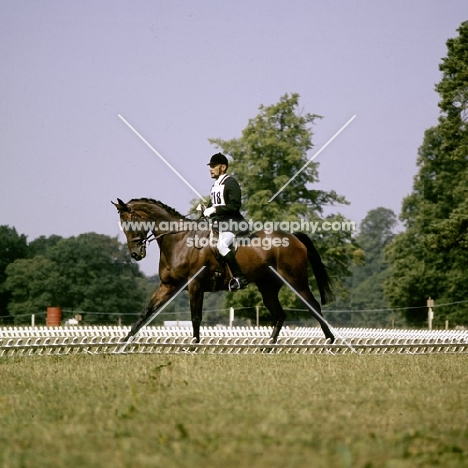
left=112, top=198, right=335, bottom=344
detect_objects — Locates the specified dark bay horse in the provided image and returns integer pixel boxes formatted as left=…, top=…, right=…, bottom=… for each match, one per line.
left=113, top=198, right=335, bottom=343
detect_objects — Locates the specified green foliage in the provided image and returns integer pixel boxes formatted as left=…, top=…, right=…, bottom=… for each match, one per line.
left=207, top=93, right=357, bottom=319
left=333, top=208, right=399, bottom=327
left=385, top=22, right=468, bottom=326
left=0, top=226, right=28, bottom=321
left=436, top=20, right=468, bottom=120
left=27, top=234, right=63, bottom=257
left=209, top=93, right=346, bottom=220
left=5, top=256, right=64, bottom=322
left=5, top=233, right=147, bottom=325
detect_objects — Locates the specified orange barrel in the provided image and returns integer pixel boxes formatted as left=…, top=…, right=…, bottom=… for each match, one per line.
left=46, top=307, right=62, bottom=327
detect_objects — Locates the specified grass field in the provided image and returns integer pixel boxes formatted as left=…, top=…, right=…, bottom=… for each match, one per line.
left=0, top=353, right=467, bottom=468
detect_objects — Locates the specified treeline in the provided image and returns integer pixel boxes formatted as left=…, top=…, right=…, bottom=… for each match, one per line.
left=0, top=205, right=398, bottom=329
left=337, top=22, right=468, bottom=328
left=384, top=21, right=468, bottom=327
left=205, top=22, right=468, bottom=329
left=2, top=22, right=466, bottom=329
left=0, top=228, right=227, bottom=326
left=0, top=229, right=147, bottom=325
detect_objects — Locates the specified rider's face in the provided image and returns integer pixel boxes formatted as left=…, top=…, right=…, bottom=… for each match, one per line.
left=209, top=164, right=227, bottom=179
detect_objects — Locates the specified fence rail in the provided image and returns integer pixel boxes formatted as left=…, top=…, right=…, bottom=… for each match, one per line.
left=1, top=326, right=467, bottom=356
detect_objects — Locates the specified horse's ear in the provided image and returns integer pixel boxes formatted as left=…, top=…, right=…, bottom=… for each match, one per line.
left=111, top=198, right=130, bottom=212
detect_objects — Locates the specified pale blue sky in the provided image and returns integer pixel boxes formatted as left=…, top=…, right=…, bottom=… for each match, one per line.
left=1, top=1, right=467, bottom=275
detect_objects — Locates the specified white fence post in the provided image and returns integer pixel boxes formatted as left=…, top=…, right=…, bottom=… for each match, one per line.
left=229, top=307, right=234, bottom=327
left=427, top=297, right=434, bottom=330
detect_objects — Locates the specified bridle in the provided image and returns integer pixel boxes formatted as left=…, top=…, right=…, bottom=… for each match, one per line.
left=124, top=210, right=201, bottom=252
left=129, top=231, right=156, bottom=248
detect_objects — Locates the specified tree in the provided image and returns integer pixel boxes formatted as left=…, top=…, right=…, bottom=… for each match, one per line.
left=0, top=226, right=28, bottom=322
left=210, top=93, right=346, bottom=221
left=5, top=256, right=64, bottom=325
left=353, top=208, right=397, bottom=282
left=207, top=93, right=358, bottom=322
left=28, top=235, right=63, bottom=257
left=385, top=22, right=468, bottom=327
left=333, top=207, right=398, bottom=327
left=5, top=233, right=147, bottom=325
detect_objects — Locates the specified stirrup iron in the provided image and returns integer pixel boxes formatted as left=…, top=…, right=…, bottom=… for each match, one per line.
left=228, top=277, right=248, bottom=291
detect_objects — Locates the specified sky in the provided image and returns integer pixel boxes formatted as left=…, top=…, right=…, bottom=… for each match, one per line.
left=1, top=1, right=467, bottom=276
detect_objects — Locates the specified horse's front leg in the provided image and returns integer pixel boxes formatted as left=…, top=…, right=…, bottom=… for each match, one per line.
left=188, top=280, right=204, bottom=343
left=123, top=283, right=176, bottom=341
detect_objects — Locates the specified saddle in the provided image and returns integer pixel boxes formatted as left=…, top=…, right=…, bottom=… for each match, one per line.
left=193, top=229, right=255, bottom=291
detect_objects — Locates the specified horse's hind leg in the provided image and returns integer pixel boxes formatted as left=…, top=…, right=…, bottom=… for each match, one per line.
left=256, top=280, right=285, bottom=343
left=297, top=287, right=335, bottom=343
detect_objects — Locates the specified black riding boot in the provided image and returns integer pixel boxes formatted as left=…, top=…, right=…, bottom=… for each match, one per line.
left=223, top=251, right=248, bottom=291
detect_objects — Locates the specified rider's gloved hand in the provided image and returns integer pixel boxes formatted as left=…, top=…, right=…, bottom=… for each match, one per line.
left=203, top=207, right=216, bottom=217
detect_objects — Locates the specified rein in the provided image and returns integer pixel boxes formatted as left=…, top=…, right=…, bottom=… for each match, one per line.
left=130, top=230, right=183, bottom=246
left=125, top=206, right=209, bottom=250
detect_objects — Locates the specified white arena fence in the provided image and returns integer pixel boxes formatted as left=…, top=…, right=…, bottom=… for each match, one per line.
left=0, top=326, right=467, bottom=356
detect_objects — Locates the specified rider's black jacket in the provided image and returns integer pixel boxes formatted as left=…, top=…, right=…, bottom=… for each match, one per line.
left=208, top=174, right=246, bottom=228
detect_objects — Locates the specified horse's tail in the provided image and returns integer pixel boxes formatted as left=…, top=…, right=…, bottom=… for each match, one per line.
left=293, top=232, right=335, bottom=304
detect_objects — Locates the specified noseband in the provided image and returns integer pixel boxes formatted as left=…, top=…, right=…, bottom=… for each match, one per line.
left=129, top=232, right=156, bottom=249
left=124, top=212, right=156, bottom=252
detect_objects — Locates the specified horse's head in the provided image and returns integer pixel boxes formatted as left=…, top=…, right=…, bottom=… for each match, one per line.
left=112, top=198, right=149, bottom=261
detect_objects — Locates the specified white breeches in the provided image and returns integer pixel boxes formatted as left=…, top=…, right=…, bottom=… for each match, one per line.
left=217, top=231, right=235, bottom=256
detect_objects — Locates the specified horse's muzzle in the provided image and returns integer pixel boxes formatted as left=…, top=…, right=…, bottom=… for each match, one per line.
left=131, top=245, right=146, bottom=261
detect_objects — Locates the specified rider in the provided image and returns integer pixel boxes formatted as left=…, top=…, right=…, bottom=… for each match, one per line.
left=203, top=152, right=249, bottom=290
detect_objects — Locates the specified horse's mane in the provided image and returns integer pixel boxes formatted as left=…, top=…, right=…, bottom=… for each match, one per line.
left=127, top=198, right=186, bottom=219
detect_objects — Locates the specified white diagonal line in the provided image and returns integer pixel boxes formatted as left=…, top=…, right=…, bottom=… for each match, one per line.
left=268, top=115, right=356, bottom=203
left=268, top=266, right=356, bottom=353
left=143, top=265, right=206, bottom=328
left=119, top=266, right=206, bottom=352
left=118, top=114, right=207, bottom=202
